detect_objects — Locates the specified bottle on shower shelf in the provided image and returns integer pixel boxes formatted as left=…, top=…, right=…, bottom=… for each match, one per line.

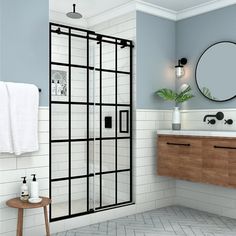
left=20, top=176, right=29, bottom=202
left=51, top=79, right=56, bottom=95
left=56, top=80, right=62, bottom=95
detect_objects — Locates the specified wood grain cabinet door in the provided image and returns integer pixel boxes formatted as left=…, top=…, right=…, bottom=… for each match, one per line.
left=158, top=135, right=202, bottom=181
left=202, top=138, right=236, bottom=187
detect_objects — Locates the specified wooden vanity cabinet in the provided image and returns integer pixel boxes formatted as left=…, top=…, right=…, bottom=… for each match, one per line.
left=202, top=139, right=231, bottom=187
left=157, top=135, right=236, bottom=188
left=158, top=135, right=202, bottom=182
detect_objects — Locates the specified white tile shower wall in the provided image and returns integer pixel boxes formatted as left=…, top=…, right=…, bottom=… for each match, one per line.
left=0, top=107, right=49, bottom=236
left=176, top=108, right=236, bottom=219
left=135, top=109, right=176, bottom=212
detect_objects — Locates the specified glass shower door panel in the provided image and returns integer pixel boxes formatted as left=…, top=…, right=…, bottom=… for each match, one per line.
left=71, top=178, right=87, bottom=214
left=117, top=74, right=130, bottom=104
left=51, top=30, right=69, bottom=64
left=71, top=36, right=87, bottom=67
left=102, top=140, right=115, bottom=172
left=102, top=42, right=115, bottom=71
left=102, top=174, right=115, bottom=206
left=71, top=141, right=87, bottom=177
left=117, top=171, right=130, bottom=203
left=51, top=104, right=69, bottom=140
left=51, top=142, right=69, bottom=179
left=71, top=67, right=87, bottom=103
left=117, top=44, right=130, bottom=72
left=51, top=180, right=69, bottom=218
left=102, top=72, right=115, bottom=104
left=117, top=139, right=130, bottom=170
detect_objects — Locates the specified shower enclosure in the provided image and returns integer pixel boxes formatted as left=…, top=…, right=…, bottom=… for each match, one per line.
left=49, top=23, right=133, bottom=221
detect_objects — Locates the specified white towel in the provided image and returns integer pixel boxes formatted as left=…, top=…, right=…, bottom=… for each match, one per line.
left=6, top=82, right=39, bottom=155
left=0, top=82, right=13, bottom=153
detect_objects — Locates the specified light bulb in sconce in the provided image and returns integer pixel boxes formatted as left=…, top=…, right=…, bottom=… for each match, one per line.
left=175, top=58, right=187, bottom=78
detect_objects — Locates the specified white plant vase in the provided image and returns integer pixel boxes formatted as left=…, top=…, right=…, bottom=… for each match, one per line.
left=172, top=107, right=181, bottom=130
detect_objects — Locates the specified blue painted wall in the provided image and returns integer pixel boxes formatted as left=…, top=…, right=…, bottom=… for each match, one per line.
left=176, top=5, right=236, bottom=110
left=0, top=2, right=3, bottom=82
left=136, top=11, right=176, bottom=109
left=0, top=0, right=49, bottom=106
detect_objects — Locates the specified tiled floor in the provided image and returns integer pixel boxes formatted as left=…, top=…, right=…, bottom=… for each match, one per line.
left=53, top=206, right=236, bottom=236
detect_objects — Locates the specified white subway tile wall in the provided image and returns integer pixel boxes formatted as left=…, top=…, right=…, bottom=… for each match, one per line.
left=134, top=109, right=176, bottom=212
left=0, top=108, right=49, bottom=236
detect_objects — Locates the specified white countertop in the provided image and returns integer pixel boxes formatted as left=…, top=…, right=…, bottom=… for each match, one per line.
left=157, top=130, right=236, bottom=137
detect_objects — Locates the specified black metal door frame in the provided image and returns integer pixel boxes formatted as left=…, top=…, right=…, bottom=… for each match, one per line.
left=49, top=22, right=134, bottom=222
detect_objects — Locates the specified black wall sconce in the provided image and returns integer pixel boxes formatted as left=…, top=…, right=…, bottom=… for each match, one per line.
left=175, top=58, right=187, bottom=78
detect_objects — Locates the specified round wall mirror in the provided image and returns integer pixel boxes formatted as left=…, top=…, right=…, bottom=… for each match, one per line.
left=196, top=41, right=236, bottom=102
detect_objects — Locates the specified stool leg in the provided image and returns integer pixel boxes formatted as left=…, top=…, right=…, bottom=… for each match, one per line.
left=17, top=209, right=23, bottom=236
left=43, top=206, right=50, bottom=236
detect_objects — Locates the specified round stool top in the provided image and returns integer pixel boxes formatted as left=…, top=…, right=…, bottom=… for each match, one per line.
left=6, top=197, right=51, bottom=209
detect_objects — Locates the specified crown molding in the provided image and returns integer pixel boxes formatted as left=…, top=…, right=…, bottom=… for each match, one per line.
left=50, top=0, right=236, bottom=27
left=136, top=0, right=177, bottom=21
left=177, top=0, right=236, bottom=21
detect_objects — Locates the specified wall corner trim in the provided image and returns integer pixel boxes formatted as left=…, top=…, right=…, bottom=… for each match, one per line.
left=136, top=0, right=177, bottom=21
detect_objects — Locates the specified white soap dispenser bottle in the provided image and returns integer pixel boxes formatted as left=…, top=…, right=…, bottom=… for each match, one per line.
left=52, top=80, right=56, bottom=96
left=30, top=174, right=39, bottom=199
left=20, top=176, right=29, bottom=201
left=56, top=80, right=62, bottom=95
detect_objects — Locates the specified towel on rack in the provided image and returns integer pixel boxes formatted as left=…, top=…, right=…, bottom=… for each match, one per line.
left=6, top=82, right=39, bottom=155
left=0, top=82, right=13, bottom=153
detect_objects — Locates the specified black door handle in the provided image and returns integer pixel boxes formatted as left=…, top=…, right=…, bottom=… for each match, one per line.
left=214, top=145, right=236, bottom=150
left=166, top=142, right=190, bottom=147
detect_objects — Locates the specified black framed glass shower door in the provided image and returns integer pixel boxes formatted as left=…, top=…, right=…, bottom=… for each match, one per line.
left=49, top=22, right=133, bottom=222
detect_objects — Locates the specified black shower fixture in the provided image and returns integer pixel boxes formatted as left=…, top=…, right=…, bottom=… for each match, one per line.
left=96, top=35, right=102, bottom=44
left=121, top=40, right=128, bottom=48
left=66, top=3, right=82, bottom=19
left=56, top=27, right=61, bottom=34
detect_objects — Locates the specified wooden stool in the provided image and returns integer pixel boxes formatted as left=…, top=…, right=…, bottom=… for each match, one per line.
left=6, top=197, right=51, bottom=236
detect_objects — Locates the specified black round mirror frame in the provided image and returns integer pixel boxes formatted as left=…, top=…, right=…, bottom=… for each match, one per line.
left=195, top=41, right=236, bottom=102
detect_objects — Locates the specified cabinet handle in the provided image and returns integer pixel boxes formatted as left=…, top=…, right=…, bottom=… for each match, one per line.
left=166, top=142, right=190, bottom=147
left=214, top=145, right=236, bottom=150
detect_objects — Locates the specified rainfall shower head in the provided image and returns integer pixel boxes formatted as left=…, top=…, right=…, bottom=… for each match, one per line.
left=66, top=4, right=82, bottom=19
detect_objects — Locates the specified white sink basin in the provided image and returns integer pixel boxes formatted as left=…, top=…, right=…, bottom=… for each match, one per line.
left=157, top=130, right=236, bottom=137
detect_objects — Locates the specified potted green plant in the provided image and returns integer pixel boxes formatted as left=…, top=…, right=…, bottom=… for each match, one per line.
left=155, top=85, right=194, bottom=130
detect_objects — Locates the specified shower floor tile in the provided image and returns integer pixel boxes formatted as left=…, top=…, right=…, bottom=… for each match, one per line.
left=52, top=206, right=236, bottom=236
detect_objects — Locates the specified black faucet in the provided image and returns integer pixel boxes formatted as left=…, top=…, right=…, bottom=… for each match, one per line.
left=203, top=111, right=224, bottom=122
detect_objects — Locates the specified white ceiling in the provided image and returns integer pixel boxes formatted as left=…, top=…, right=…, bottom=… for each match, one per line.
left=49, top=0, right=221, bottom=18
left=49, top=0, right=133, bottom=18
left=143, top=0, right=216, bottom=12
